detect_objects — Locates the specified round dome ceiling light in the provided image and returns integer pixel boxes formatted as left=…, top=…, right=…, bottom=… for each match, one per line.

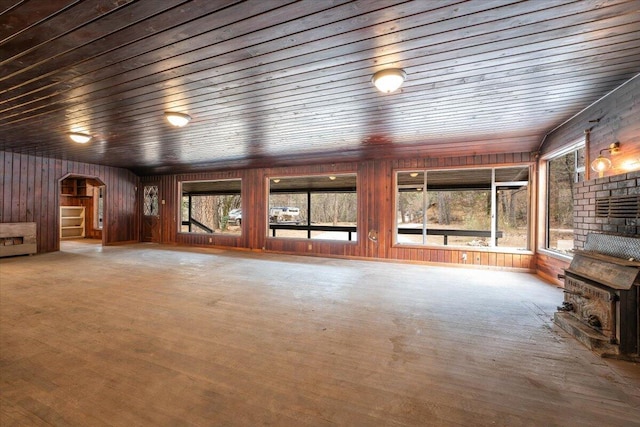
left=165, top=112, right=192, bottom=127
left=372, top=68, right=406, bottom=93
left=68, top=132, right=92, bottom=144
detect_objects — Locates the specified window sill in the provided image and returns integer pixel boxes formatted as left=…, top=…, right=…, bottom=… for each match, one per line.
left=267, top=236, right=358, bottom=244
left=177, top=232, right=241, bottom=237
left=536, top=248, right=573, bottom=262
left=392, top=243, right=533, bottom=255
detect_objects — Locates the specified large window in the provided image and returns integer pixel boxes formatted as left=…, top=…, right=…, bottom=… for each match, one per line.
left=545, top=145, right=585, bottom=254
left=179, top=179, right=241, bottom=235
left=268, top=174, right=357, bottom=241
left=396, top=167, right=530, bottom=249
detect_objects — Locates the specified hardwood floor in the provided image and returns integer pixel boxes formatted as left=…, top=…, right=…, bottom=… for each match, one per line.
left=1, top=241, right=639, bottom=426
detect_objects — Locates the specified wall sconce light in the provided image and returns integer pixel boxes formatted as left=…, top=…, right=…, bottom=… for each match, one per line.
left=590, top=142, right=620, bottom=177
left=164, top=112, right=192, bottom=127
left=372, top=68, right=406, bottom=93
left=68, top=132, right=92, bottom=144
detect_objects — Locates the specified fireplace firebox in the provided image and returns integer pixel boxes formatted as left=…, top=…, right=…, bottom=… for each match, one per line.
left=554, top=233, right=639, bottom=361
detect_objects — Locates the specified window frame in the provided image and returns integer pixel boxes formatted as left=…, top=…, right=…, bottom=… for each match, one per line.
left=394, top=165, right=533, bottom=252
left=93, top=185, right=104, bottom=230
left=177, top=178, right=242, bottom=236
left=538, top=138, right=585, bottom=258
left=267, top=173, right=358, bottom=242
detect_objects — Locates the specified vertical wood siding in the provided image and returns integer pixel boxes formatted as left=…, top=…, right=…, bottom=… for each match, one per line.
left=141, top=170, right=244, bottom=248
left=538, top=74, right=639, bottom=285
left=536, top=253, right=568, bottom=287
left=541, top=76, right=640, bottom=179
left=1, top=151, right=139, bottom=253
left=141, top=153, right=536, bottom=270
left=2, top=148, right=538, bottom=271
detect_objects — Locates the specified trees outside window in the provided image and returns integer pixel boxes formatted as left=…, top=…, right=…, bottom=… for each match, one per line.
left=396, top=167, right=530, bottom=249
left=268, top=174, right=357, bottom=241
left=546, top=146, right=584, bottom=253
left=179, top=180, right=241, bottom=235
left=425, top=189, right=492, bottom=245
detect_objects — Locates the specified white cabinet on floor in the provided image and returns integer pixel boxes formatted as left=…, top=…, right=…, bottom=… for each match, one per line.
left=60, top=206, right=85, bottom=239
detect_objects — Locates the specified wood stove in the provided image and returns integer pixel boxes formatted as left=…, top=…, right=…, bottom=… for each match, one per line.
left=554, top=233, right=639, bottom=361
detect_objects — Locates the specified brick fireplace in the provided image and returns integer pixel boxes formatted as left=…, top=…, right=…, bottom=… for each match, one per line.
left=538, top=170, right=639, bottom=286
left=573, top=170, right=639, bottom=247
left=555, top=170, right=639, bottom=360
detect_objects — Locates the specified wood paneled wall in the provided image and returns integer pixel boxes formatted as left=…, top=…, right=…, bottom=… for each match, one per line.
left=538, top=74, right=640, bottom=286
left=541, top=75, right=640, bottom=177
left=3, top=76, right=636, bottom=274
left=141, top=170, right=245, bottom=248
left=536, top=253, right=568, bottom=287
left=142, top=152, right=536, bottom=270
left=1, top=151, right=139, bottom=253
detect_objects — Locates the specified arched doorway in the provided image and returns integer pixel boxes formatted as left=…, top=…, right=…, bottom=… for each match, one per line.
left=58, top=173, right=106, bottom=250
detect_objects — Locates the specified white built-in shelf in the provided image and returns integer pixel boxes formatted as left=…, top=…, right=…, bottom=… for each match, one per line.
left=60, top=206, right=85, bottom=239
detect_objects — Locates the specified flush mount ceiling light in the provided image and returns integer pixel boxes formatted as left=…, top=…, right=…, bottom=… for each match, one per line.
left=164, top=111, right=192, bottom=127
left=590, top=142, right=620, bottom=177
left=409, top=172, right=419, bottom=178
left=372, top=68, right=406, bottom=93
left=273, top=178, right=281, bottom=183
left=68, top=132, right=92, bottom=144
left=329, top=175, right=337, bottom=180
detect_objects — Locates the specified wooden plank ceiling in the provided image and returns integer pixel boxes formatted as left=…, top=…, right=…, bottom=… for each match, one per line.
left=181, top=173, right=357, bottom=194
left=1, top=0, right=639, bottom=175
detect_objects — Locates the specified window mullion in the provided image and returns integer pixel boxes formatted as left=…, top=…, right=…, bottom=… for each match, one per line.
left=423, top=171, right=427, bottom=245
left=491, top=169, right=497, bottom=247
left=307, top=191, right=311, bottom=239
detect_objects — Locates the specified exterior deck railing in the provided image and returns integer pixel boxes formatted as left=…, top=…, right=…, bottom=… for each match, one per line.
left=268, top=224, right=502, bottom=245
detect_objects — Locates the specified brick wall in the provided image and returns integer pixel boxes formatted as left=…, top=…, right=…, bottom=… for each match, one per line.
left=573, top=170, right=640, bottom=250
